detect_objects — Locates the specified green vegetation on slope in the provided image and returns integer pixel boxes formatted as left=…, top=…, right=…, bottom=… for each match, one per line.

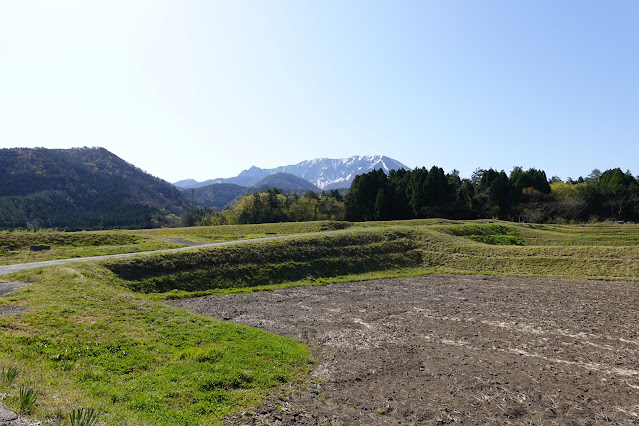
left=105, top=220, right=639, bottom=299
left=0, top=265, right=310, bottom=425
left=343, top=166, right=639, bottom=223
left=0, top=230, right=143, bottom=250
left=0, top=147, right=189, bottom=231
left=0, top=221, right=354, bottom=265
left=420, top=222, right=639, bottom=281
left=103, top=229, right=423, bottom=294
left=516, top=222, right=639, bottom=246
left=183, top=189, right=345, bottom=226
left=431, top=222, right=525, bottom=245
left=180, top=183, right=247, bottom=210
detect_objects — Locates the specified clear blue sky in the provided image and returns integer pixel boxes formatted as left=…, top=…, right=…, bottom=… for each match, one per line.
left=1, top=1, right=637, bottom=183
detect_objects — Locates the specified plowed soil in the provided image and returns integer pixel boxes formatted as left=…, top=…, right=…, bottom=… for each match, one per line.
left=170, top=275, right=639, bottom=425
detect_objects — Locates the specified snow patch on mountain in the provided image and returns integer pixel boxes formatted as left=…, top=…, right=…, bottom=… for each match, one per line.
left=175, top=155, right=410, bottom=190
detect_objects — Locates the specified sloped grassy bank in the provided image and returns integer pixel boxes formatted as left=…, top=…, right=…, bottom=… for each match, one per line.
left=0, top=221, right=355, bottom=266
left=103, top=229, right=425, bottom=296
left=426, top=222, right=639, bottom=280
left=103, top=223, right=639, bottom=301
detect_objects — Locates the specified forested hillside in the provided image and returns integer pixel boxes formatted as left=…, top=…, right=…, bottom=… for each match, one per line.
left=0, top=147, right=189, bottom=230
left=181, top=174, right=322, bottom=211
left=182, top=183, right=248, bottom=211
left=252, top=173, right=320, bottom=192
left=183, top=189, right=344, bottom=226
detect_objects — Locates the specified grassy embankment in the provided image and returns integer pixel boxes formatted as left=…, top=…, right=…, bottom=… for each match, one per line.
left=426, top=221, right=639, bottom=280
left=0, top=220, right=638, bottom=424
left=0, top=221, right=353, bottom=265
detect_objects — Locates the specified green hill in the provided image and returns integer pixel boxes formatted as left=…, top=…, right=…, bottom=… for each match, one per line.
left=252, top=172, right=320, bottom=193
left=183, top=183, right=248, bottom=210
left=182, top=174, right=322, bottom=211
left=0, top=147, right=190, bottom=230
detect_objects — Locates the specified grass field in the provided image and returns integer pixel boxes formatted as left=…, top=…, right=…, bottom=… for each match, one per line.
left=0, top=220, right=637, bottom=424
left=0, top=265, right=311, bottom=425
left=0, top=221, right=354, bottom=265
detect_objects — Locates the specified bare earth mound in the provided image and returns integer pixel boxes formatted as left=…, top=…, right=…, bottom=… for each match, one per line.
left=170, top=275, right=639, bottom=425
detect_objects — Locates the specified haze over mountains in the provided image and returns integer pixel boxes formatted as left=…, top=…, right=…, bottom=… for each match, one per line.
left=174, top=155, right=410, bottom=190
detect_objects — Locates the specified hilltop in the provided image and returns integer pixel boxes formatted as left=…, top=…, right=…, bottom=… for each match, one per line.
left=252, top=173, right=320, bottom=193
left=0, top=147, right=190, bottom=230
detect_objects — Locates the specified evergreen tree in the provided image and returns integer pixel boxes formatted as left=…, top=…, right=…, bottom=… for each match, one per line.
left=598, top=168, right=638, bottom=219
left=387, top=169, right=412, bottom=220
left=405, top=167, right=428, bottom=217
left=344, top=169, right=388, bottom=221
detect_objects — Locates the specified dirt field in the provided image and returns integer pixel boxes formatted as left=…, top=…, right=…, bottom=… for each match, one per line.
left=171, top=275, right=639, bottom=425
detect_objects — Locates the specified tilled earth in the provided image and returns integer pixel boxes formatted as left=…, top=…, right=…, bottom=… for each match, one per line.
left=171, top=275, right=639, bottom=425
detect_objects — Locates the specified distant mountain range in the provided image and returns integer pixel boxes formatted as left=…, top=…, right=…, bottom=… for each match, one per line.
left=174, top=155, right=410, bottom=190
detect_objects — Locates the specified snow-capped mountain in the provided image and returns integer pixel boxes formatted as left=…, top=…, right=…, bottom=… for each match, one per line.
left=175, top=155, right=410, bottom=190
left=266, top=155, right=410, bottom=190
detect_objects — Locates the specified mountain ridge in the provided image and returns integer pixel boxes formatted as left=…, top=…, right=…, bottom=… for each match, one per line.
left=175, top=155, right=410, bottom=190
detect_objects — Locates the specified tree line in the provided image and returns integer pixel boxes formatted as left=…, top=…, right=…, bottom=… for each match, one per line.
left=183, top=189, right=345, bottom=226
left=344, top=166, right=639, bottom=223
left=186, top=166, right=639, bottom=226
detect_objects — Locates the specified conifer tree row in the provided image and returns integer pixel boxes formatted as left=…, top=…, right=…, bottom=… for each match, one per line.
left=343, top=166, right=639, bottom=223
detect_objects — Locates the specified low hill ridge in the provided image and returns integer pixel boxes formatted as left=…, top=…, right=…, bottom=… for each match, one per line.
left=179, top=173, right=321, bottom=210
left=252, top=173, right=320, bottom=192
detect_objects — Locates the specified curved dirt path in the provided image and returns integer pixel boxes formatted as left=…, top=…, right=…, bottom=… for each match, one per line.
left=172, top=275, right=639, bottom=425
left=0, top=231, right=348, bottom=275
